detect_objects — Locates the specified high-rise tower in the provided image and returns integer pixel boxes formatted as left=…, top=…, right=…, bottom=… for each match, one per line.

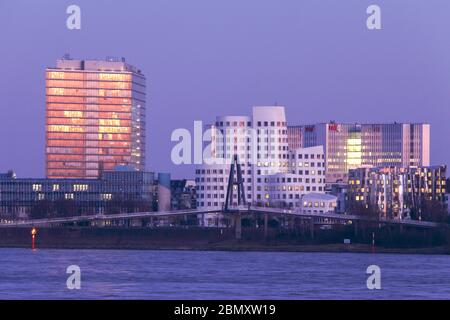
left=45, top=57, right=146, bottom=178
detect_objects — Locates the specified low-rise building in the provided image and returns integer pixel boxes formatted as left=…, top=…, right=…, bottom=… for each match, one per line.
left=347, top=165, right=447, bottom=220
left=299, top=193, right=337, bottom=214
left=0, top=167, right=171, bottom=219
left=171, top=179, right=197, bottom=210
left=328, top=183, right=348, bottom=214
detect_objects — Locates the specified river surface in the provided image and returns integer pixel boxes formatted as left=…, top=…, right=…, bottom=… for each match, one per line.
left=0, top=248, right=449, bottom=299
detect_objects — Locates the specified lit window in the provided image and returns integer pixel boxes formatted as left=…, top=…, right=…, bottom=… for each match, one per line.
left=73, top=184, right=89, bottom=192
left=101, top=193, right=112, bottom=200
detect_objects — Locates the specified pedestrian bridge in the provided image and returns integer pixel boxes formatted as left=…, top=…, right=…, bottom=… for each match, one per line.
left=0, top=205, right=440, bottom=229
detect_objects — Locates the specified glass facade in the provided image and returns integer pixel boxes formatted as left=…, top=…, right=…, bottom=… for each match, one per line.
left=299, top=123, right=430, bottom=184
left=287, top=125, right=302, bottom=150
left=45, top=59, right=146, bottom=179
left=0, top=170, right=161, bottom=218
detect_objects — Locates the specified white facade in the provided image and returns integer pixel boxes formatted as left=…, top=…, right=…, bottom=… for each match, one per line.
left=252, top=106, right=290, bottom=204
left=300, top=193, right=337, bottom=214
left=196, top=115, right=253, bottom=208
left=267, top=146, right=326, bottom=208
left=195, top=163, right=231, bottom=208
left=195, top=107, right=326, bottom=211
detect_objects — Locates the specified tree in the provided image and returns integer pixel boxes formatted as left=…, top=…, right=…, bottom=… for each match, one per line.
left=105, top=196, right=153, bottom=215
left=54, top=199, right=77, bottom=217
left=241, top=218, right=252, bottom=228
left=420, top=199, right=448, bottom=223
left=268, top=219, right=280, bottom=228
left=347, top=202, right=380, bottom=221
left=29, top=200, right=53, bottom=219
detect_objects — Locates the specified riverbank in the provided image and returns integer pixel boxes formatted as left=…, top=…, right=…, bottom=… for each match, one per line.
left=1, top=226, right=449, bottom=255
left=1, top=241, right=449, bottom=255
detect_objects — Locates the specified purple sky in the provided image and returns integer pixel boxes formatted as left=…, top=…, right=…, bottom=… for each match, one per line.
left=0, top=0, right=449, bottom=179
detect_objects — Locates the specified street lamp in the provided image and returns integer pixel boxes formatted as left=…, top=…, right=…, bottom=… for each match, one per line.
left=31, top=227, right=37, bottom=250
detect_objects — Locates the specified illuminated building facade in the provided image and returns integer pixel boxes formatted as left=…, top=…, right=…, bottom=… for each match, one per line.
left=296, top=123, right=430, bottom=184
left=347, top=166, right=447, bottom=220
left=46, top=57, right=146, bottom=179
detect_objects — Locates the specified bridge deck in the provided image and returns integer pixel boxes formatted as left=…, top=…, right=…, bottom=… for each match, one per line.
left=0, top=206, right=440, bottom=228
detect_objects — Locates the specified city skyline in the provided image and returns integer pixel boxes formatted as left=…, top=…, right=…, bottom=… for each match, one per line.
left=1, top=1, right=450, bottom=179
left=194, top=106, right=433, bottom=213
left=1, top=1, right=450, bottom=303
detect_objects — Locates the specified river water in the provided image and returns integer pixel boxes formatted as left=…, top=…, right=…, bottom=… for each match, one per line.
left=0, top=248, right=449, bottom=299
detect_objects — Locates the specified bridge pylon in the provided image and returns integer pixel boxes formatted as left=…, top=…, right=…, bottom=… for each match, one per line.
left=224, top=154, right=247, bottom=212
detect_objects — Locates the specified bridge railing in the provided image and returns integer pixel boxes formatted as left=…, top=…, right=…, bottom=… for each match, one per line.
left=0, top=206, right=444, bottom=229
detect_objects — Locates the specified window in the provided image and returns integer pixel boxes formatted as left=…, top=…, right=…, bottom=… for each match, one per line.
left=65, top=193, right=74, bottom=200
left=73, top=184, right=89, bottom=192
left=101, top=193, right=112, bottom=200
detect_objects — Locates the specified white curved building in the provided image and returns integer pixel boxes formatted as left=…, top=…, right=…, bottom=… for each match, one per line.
left=195, top=107, right=326, bottom=213
left=267, top=146, right=325, bottom=208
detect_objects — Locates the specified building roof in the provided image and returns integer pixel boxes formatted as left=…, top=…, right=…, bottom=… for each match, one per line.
left=291, top=145, right=324, bottom=154
left=301, top=193, right=337, bottom=201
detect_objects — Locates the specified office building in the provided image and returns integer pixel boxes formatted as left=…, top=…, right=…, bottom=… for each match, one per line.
left=45, top=56, right=146, bottom=179
left=195, top=107, right=326, bottom=214
left=287, top=125, right=302, bottom=150
left=289, top=122, right=430, bottom=184
left=347, top=165, right=446, bottom=220
left=267, top=146, right=325, bottom=208
left=0, top=167, right=169, bottom=219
